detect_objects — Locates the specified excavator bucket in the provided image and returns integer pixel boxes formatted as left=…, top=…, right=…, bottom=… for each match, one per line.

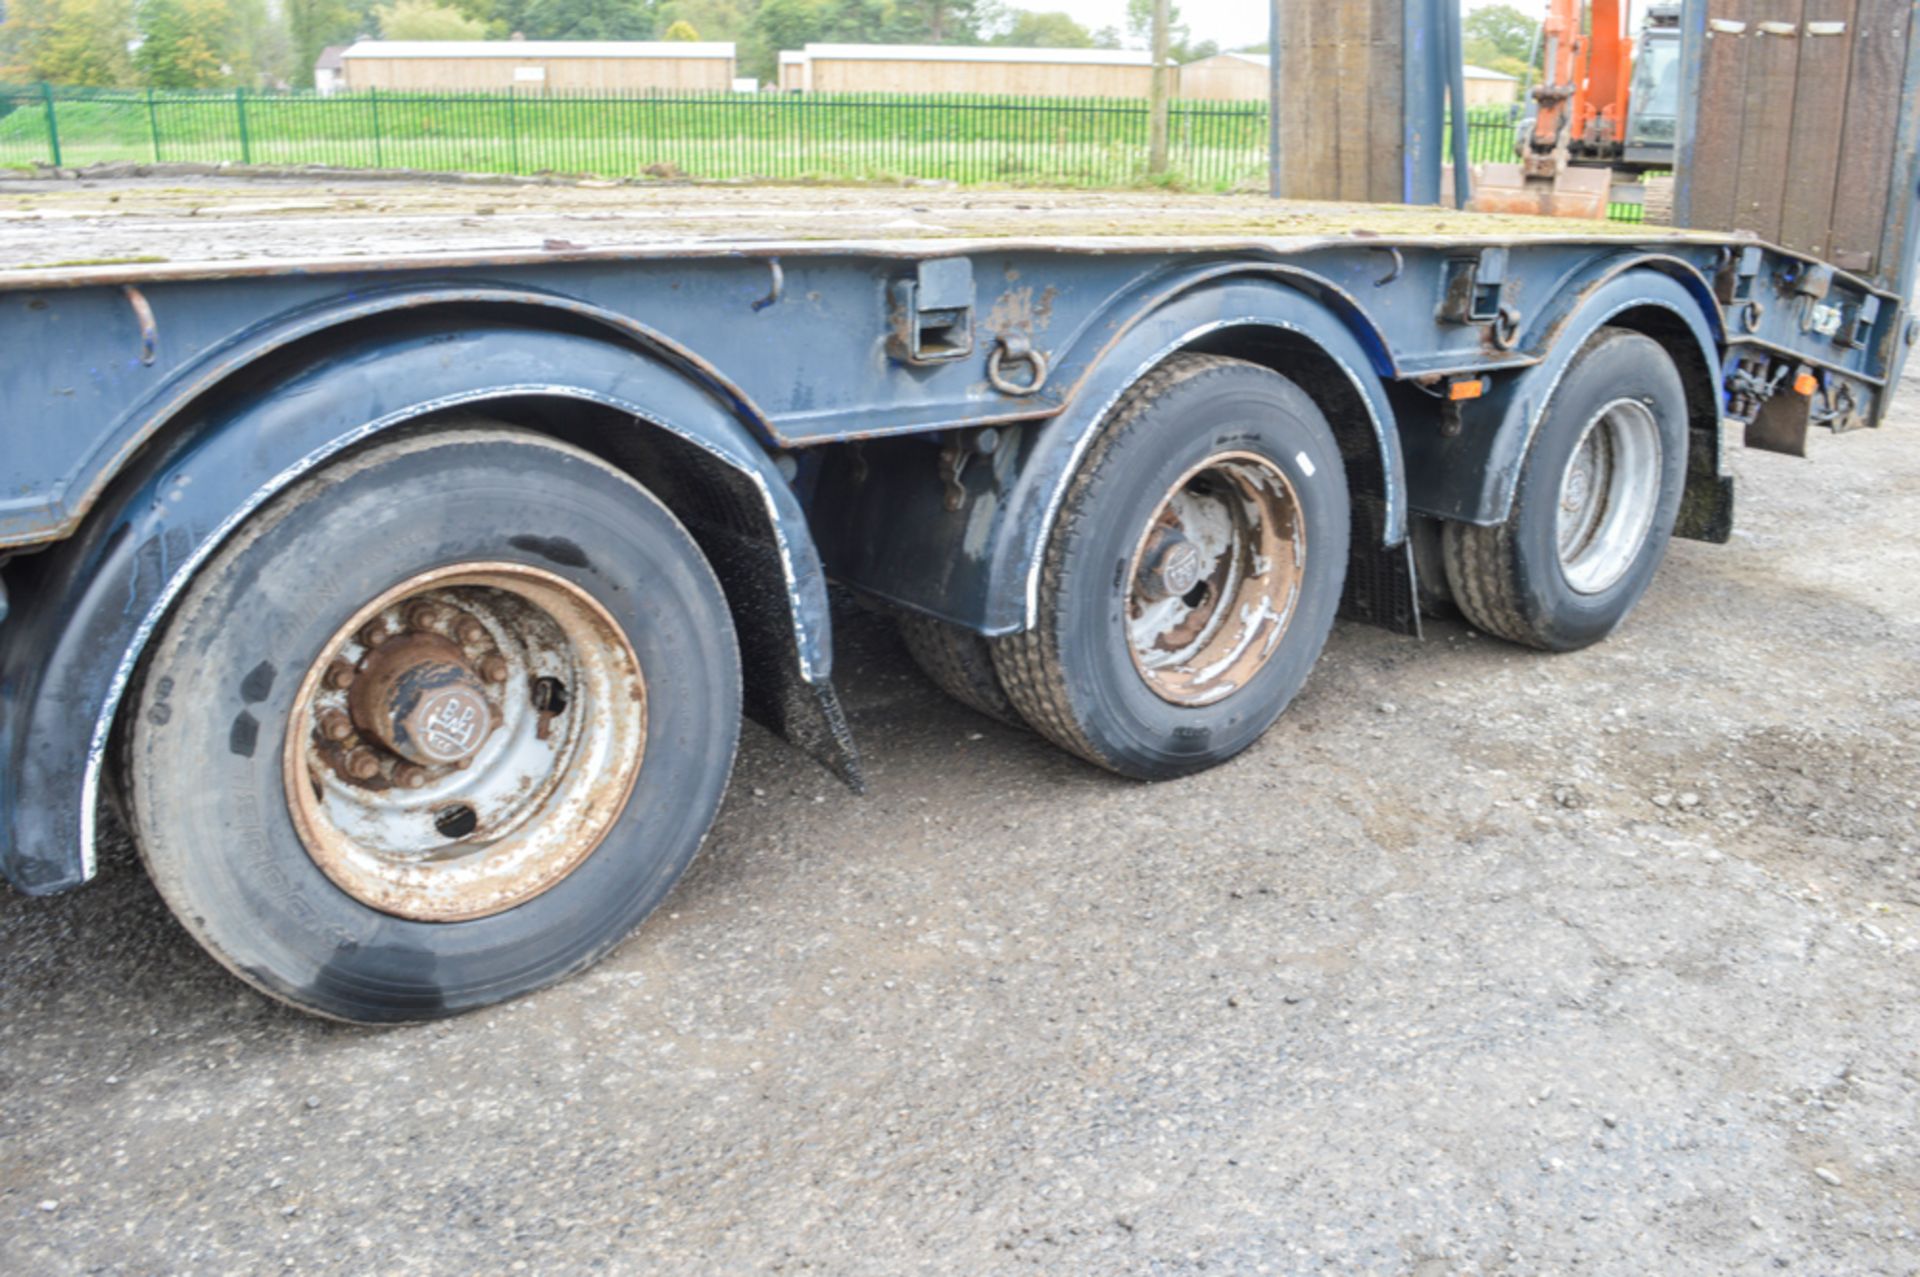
left=1468, top=164, right=1612, bottom=220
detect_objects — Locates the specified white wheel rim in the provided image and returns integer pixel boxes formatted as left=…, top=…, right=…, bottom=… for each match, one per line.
left=1556, top=398, right=1662, bottom=596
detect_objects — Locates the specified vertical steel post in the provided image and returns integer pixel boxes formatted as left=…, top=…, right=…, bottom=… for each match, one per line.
left=1443, top=0, right=1472, bottom=208
left=1148, top=0, right=1171, bottom=175
left=1268, top=0, right=1282, bottom=198
left=146, top=86, right=161, bottom=164
left=508, top=90, right=519, bottom=173
left=370, top=87, right=383, bottom=168
left=1402, top=0, right=1442, bottom=204
left=41, top=82, right=62, bottom=169
left=236, top=87, right=251, bottom=165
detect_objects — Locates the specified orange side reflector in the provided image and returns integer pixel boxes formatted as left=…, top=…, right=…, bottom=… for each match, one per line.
left=1448, top=379, right=1486, bottom=401
left=1793, top=372, right=1819, bottom=396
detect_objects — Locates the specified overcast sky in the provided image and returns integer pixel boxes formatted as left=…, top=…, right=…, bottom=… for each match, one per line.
left=1029, top=2, right=1561, bottom=54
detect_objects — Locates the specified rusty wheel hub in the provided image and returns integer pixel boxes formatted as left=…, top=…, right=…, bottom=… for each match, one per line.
left=284, top=564, right=646, bottom=922
left=1125, top=453, right=1306, bottom=706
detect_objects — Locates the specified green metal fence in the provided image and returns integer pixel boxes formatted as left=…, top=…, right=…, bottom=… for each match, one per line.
left=0, top=85, right=1649, bottom=218
left=0, top=82, right=1271, bottom=190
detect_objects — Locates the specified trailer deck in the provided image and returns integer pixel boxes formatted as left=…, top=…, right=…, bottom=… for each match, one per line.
left=0, top=178, right=1691, bottom=281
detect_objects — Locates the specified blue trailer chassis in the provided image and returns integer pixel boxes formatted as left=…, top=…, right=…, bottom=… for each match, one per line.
left=0, top=228, right=1907, bottom=894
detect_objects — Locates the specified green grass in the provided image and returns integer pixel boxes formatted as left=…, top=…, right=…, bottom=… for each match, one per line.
left=0, top=86, right=1270, bottom=192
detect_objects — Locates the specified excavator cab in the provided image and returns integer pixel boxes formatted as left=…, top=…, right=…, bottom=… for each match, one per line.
left=1623, top=4, right=1683, bottom=166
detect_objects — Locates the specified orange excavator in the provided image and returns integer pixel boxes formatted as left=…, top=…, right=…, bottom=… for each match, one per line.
left=1472, top=0, right=1682, bottom=219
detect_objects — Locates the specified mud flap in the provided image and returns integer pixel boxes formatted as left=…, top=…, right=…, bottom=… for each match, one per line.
left=1338, top=496, right=1421, bottom=638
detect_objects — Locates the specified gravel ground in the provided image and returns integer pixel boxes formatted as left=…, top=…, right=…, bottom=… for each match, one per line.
left=2, top=378, right=1917, bottom=1272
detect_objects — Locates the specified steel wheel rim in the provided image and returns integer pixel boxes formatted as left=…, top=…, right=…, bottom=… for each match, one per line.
left=1557, top=398, right=1662, bottom=595
left=1125, top=451, right=1306, bottom=706
left=283, top=563, right=646, bottom=923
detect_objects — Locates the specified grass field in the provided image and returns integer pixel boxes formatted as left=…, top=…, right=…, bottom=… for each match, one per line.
left=0, top=88, right=1274, bottom=190
left=0, top=89, right=1649, bottom=219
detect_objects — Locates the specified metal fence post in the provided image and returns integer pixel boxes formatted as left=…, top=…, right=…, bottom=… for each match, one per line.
left=147, top=86, right=162, bottom=163
left=236, top=87, right=251, bottom=165
left=508, top=90, right=519, bottom=173
left=370, top=87, right=383, bottom=168
left=40, top=82, right=62, bottom=168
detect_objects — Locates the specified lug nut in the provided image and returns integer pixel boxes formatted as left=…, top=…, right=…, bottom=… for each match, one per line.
left=395, top=765, right=430, bottom=790
left=457, top=620, right=487, bottom=645
left=406, top=603, right=444, bottom=631
left=359, top=621, right=389, bottom=649
left=481, top=656, right=510, bottom=684
left=344, top=750, right=381, bottom=782
left=319, top=710, right=354, bottom=743
left=325, top=661, right=357, bottom=690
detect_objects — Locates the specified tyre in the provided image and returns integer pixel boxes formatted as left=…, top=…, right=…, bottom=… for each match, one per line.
left=126, top=424, right=741, bottom=1023
left=897, top=613, right=1025, bottom=727
left=992, top=353, right=1350, bottom=780
left=1442, top=328, right=1688, bottom=652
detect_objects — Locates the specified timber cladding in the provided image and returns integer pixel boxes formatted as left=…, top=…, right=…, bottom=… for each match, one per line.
left=1684, top=0, right=1915, bottom=280
left=339, top=41, right=738, bottom=93
left=1276, top=0, right=1406, bottom=203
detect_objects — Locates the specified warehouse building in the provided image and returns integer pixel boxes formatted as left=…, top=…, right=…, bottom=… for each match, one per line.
left=335, top=41, right=738, bottom=93
left=776, top=44, right=1173, bottom=98
left=1180, top=51, right=1518, bottom=107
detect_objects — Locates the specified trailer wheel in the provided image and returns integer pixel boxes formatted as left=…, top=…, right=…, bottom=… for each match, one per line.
left=993, top=354, right=1349, bottom=780
left=897, top=613, right=1025, bottom=727
left=1442, top=328, right=1688, bottom=651
left=126, top=425, right=740, bottom=1022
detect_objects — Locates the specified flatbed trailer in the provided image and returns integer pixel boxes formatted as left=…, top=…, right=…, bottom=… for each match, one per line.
left=0, top=182, right=1908, bottom=1021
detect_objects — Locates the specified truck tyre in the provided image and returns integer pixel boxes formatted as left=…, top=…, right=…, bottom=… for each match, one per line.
left=897, top=613, right=1025, bottom=727
left=1442, top=328, right=1688, bottom=652
left=125, top=424, right=741, bottom=1023
left=992, top=354, right=1350, bottom=780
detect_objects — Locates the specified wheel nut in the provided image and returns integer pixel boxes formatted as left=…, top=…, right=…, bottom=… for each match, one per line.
left=457, top=619, right=487, bottom=645
left=325, top=661, right=357, bottom=690
left=344, top=750, right=381, bottom=782
left=319, top=710, right=354, bottom=743
left=360, top=621, right=389, bottom=648
left=395, top=765, right=429, bottom=790
left=406, top=603, right=443, bottom=631
left=481, top=656, right=510, bottom=684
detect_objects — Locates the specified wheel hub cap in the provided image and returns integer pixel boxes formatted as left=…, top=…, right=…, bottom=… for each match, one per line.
left=349, top=632, right=494, bottom=767
left=1125, top=452, right=1306, bottom=707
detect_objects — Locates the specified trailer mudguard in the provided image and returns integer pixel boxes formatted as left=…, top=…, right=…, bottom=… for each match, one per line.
left=1400, top=265, right=1724, bottom=527
left=812, top=276, right=1403, bottom=634
left=0, top=319, right=846, bottom=895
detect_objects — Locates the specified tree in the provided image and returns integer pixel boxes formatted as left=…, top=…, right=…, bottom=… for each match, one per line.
left=1463, top=3, right=1539, bottom=64
left=287, top=0, right=370, bottom=88
left=376, top=0, right=489, bottom=37
left=136, top=0, right=247, bottom=87
left=1, top=0, right=138, bottom=84
left=1123, top=0, right=1209, bottom=64
left=519, top=0, right=657, bottom=39
left=993, top=9, right=1092, bottom=49
left=663, top=16, right=698, bottom=38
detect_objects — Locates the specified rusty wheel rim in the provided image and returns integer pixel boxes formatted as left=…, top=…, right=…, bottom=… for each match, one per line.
left=284, top=564, right=646, bottom=922
left=1124, top=452, right=1306, bottom=707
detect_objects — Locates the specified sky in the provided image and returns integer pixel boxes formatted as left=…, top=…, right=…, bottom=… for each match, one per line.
left=1031, top=2, right=1561, bottom=54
